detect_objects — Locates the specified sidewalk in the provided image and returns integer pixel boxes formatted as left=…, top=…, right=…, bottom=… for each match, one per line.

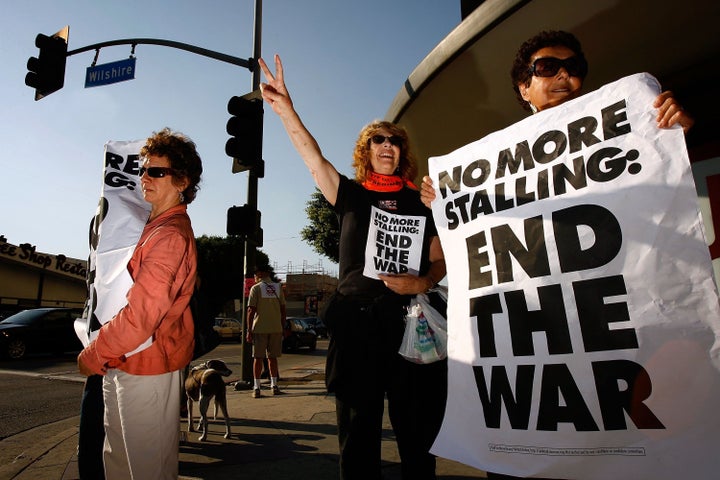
left=0, top=358, right=487, bottom=480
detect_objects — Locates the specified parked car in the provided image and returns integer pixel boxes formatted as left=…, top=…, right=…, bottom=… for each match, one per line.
left=0, top=307, right=23, bottom=321
left=303, top=317, right=328, bottom=338
left=282, top=317, right=317, bottom=352
left=213, top=317, right=242, bottom=342
left=0, top=307, right=84, bottom=360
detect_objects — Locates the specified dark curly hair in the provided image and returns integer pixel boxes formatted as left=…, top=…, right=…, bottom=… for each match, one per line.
left=510, top=30, right=587, bottom=112
left=352, top=120, right=417, bottom=182
left=140, top=127, right=203, bottom=204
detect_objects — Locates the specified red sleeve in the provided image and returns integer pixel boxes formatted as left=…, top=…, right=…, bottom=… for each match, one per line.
left=88, top=225, right=191, bottom=365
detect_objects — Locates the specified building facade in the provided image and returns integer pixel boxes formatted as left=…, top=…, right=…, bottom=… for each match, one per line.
left=283, top=272, right=338, bottom=317
left=0, top=235, right=87, bottom=318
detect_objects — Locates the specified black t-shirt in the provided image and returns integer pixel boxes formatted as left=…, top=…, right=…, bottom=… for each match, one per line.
left=334, top=174, right=438, bottom=296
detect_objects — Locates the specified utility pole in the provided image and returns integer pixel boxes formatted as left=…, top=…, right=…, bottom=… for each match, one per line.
left=238, top=0, right=264, bottom=383
left=25, top=3, right=265, bottom=383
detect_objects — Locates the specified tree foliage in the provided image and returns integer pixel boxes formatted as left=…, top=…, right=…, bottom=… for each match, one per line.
left=195, top=235, right=275, bottom=316
left=300, top=188, right=340, bottom=263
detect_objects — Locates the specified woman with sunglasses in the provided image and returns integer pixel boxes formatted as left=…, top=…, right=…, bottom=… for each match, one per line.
left=78, top=128, right=203, bottom=480
left=422, top=30, right=693, bottom=205
left=421, top=29, right=694, bottom=480
left=259, top=54, right=447, bottom=480
left=510, top=30, right=693, bottom=129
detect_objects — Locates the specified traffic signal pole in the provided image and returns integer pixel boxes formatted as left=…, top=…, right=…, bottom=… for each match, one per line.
left=26, top=2, right=266, bottom=383
left=28, top=35, right=253, bottom=101
left=239, top=0, right=263, bottom=383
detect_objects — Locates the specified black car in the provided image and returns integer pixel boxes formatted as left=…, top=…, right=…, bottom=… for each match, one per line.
left=0, top=307, right=84, bottom=360
left=303, top=317, right=328, bottom=338
left=282, top=317, right=318, bottom=352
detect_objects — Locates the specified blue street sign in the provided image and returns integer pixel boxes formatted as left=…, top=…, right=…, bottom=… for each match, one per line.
left=85, top=57, right=136, bottom=88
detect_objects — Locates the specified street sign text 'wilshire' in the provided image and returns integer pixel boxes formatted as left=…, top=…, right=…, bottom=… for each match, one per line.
left=85, top=57, right=136, bottom=88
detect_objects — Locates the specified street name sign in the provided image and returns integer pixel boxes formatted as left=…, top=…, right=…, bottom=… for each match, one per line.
left=85, top=57, right=136, bottom=88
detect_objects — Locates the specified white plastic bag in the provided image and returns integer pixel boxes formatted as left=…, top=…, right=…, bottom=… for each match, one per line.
left=399, top=288, right=448, bottom=364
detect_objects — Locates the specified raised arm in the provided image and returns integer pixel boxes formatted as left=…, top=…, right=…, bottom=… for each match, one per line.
left=259, top=55, right=340, bottom=205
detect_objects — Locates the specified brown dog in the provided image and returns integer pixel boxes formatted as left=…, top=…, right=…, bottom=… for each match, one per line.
left=185, top=359, right=232, bottom=441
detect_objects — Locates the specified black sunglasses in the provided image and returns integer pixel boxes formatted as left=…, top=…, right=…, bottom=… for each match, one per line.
left=529, top=56, right=587, bottom=78
left=139, top=166, right=175, bottom=178
left=369, top=134, right=403, bottom=147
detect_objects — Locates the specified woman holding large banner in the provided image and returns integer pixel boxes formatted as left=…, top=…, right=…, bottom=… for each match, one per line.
left=420, top=31, right=714, bottom=480
left=77, top=128, right=203, bottom=480
left=423, top=30, right=693, bottom=206
left=509, top=30, right=693, bottom=130
left=259, top=55, right=447, bottom=480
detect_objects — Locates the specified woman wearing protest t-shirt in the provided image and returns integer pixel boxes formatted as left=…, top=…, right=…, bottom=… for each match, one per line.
left=259, top=54, right=447, bottom=480
left=420, top=30, right=694, bottom=480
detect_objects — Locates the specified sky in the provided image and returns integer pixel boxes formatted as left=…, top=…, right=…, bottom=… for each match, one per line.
left=1, top=1, right=460, bottom=277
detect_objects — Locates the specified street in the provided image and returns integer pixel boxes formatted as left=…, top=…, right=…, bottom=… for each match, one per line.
left=0, top=339, right=328, bottom=441
left=0, top=372, right=83, bottom=440
left=0, top=338, right=488, bottom=480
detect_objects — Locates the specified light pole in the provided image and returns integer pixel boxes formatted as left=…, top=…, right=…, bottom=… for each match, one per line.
left=238, top=0, right=264, bottom=383
left=25, top=2, right=265, bottom=383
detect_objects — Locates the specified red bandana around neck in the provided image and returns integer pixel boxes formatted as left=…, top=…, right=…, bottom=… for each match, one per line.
left=362, top=171, right=417, bottom=192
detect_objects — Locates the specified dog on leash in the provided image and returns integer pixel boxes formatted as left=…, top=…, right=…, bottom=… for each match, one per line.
left=185, top=359, right=232, bottom=441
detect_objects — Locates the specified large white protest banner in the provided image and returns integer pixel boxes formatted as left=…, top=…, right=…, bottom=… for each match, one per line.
left=428, top=73, right=720, bottom=479
left=74, top=140, right=152, bottom=356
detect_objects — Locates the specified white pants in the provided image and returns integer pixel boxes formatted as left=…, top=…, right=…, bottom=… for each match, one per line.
left=103, top=369, right=182, bottom=480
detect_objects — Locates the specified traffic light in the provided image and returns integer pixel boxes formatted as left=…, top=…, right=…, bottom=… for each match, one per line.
left=227, top=205, right=263, bottom=246
left=25, top=26, right=69, bottom=101
left=226, top=91, right=264, bottom=176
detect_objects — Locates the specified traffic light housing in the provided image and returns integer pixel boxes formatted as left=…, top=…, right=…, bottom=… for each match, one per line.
left=226, top=92, right=264, bottom=176
left=25, top=26, right=69, bottom=101
left=227, top=205, right=263, bottom=246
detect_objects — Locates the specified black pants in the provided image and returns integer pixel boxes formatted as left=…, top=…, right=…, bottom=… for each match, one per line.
left=325, top=293, right=448, bottom=480
left=77, top=374, right=105, bottom=480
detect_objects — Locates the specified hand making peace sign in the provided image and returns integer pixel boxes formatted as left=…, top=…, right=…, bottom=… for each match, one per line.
left=258, top=54, right=294, bottom=117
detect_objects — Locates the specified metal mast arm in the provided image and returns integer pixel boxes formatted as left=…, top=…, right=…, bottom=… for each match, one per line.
left=67, top=38, right=253, bottom=70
